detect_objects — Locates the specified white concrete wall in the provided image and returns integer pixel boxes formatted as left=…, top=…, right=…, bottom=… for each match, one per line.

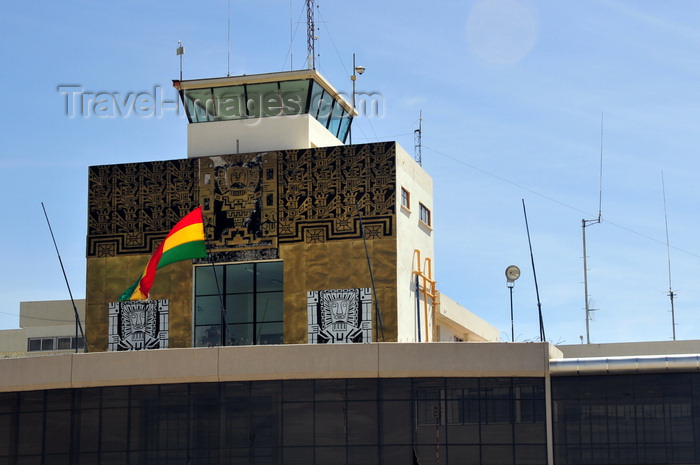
left=395, top=144, right=435, bottom=342
left=187, top=115, right=343, bottom=157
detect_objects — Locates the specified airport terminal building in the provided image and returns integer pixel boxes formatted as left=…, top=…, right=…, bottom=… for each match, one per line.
left=1, top=69, right=699, bottom=465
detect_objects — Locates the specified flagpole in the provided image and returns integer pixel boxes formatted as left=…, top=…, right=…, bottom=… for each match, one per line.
left=202, top=218, right=233, bottom=347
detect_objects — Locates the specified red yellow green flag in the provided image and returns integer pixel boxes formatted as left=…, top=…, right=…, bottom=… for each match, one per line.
left=119, top=206, right=207, bottom=301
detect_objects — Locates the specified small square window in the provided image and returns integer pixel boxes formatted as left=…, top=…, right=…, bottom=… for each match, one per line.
left=41, top=338, right=54, bottom=351
left=28, top=339, right=41, bottom=352
left=401, top=188, right=410, bottom=210
left=57, top=337, right=72, bottom=350
left=419, top=203, right=431, bottom=226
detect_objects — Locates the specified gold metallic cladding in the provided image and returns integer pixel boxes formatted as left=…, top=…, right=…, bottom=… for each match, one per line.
left=281, top=238, right=397, bottom=343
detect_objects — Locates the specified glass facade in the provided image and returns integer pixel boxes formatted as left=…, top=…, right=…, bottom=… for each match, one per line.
left=181, top=79, right=352, bottom=143
left=0, top=377, right=546, bottom=465
left=194, top=262, right=283, bottom=347
left=552, top=372, right=700, bottom=464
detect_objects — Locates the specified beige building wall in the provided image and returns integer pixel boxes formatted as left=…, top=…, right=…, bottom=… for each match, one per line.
left=0, top=342, right=562, bottom=393
left=0, top=300, right=86, bottom=358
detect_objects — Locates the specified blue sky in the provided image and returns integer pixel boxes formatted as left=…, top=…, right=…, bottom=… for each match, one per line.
left=1, top=0, right=699, bottom=344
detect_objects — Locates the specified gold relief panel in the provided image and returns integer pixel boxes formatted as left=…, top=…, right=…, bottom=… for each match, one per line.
left=199, top=152, right=278, bottom=259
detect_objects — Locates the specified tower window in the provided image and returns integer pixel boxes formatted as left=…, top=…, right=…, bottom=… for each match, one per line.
left=419, top=203, right=431, bottom=226
left=401, top=188, right=410, bottom=210
left=194, top=261, right=284, bottom=347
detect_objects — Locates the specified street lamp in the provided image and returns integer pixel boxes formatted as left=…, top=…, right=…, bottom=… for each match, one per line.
left=350, top=53, right=364, bottom=145
left=505, top=265, right=521, bottom=342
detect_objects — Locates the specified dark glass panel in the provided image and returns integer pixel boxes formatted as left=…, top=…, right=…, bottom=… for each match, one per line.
left=101, top=408, right=129, bottom=451
left=225, top=263, right=254, bottom=293
left=194, top=324, right=221, bottom=347
left=246, top=83, right=281, bottom=119
left=229, top=323, right=253, bottom=346
left=45, top=389, right=72, bottom=411
left=18, top=391, right=44, bottom=412
left=256, top=292, right=283, bottom=323
left=195, top=296, right=223, bottom=325
left=380, top=445, right=412, bottom=463
left=315, top=379, right=346, bottom=402
left=44, top=411, right=71, bottom=454
left=328, top=100, right=343, bottom=136
left=315, top=446, right=347, bottom=465
left=514, top=444, right=547, bottom=465
left=347, top=401, right=378, bottom=445
left=0, top=392, right=17, bottom=414
left=16, top=456, right=41, bottom=465
left=338, top=112, right=352, bottom=143
left=482, top=444, right=514, bottom=465
left=102, top=386, right=128, bottom=408
left=227, top=293, right=254, bottom=324
left=213, top=85, right=246, bottom=120
left=57, top=337, right=71, bottom=350
left=283, top=379, right=313, bottom=402
left=195, top=265, right=223, bottom=296
left=347, top=378, right=377, bottom=401
left=446, top=424, right=480, bottom=444
left=380, top=378, right=411, bottom=400
left=100, top=452, right=126, bottom=465
left=184, top=88, right=215, bottom=122
left=446, top=445, right=480, bottom=463
left=16, top=412, right=42, bottom=456
left=256, top=261, right=283, bottom=292
left=314, top=401, right=346, bottom=446
left=279, top=80, right=310, bottom=116
left=381, top=401, right=412, bottom=444
left=282, top=402, right=313, bottom=446
left=257, top=322, right=283, bottom=345
left=282, top=447, right=314, bottom=465
left=77, top=409, right=100, bottom=452
left=347, top=445, right=379, bottom=464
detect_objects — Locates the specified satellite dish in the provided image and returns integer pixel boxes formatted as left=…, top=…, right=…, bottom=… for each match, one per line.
left=505, top=265, right=521, bottom=283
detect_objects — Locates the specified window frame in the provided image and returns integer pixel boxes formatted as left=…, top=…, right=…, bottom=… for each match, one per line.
left=400, top=188, right=411, bottom=211
left=419, top=203, right=431, bottom=227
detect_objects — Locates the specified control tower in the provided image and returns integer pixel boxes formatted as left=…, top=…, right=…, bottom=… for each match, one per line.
left=173, top=69, right=355, bottom=157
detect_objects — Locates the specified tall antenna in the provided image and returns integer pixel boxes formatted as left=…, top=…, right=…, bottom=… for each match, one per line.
left=522, top=199, right=546, bottom=342
left=582, top=112, right=604, bottom=344
left=414, top=111, right=423, bottom=166
left=662, top=171, right=676, bottom=340
left=306, top=0, right=316, bottom=69
left=41, top=203, right=87, bottom=353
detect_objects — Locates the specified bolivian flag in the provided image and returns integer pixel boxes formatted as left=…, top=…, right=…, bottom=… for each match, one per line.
left=119, top=206, right=207, bottom=301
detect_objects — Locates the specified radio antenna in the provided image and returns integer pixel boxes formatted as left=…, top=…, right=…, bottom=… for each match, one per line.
left=662, top=171, right=677, bottom=340
left=522, top=199, right=545, bottom=342
left=41, top=202, right=87, bottom=353
left=306, top=0, right=316, bottom=69
left=582, top=112, right=604, bottom=343
left=414, top=110, right=423, bottom=166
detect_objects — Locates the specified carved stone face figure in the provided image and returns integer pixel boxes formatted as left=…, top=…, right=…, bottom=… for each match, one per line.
left=330, top=298, right=349, bottom=324
left=128, top=307, right=146, bottom=341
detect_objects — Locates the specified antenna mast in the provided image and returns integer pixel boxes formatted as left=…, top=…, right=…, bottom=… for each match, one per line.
left=582, top=112, right=604, bottom=344
left=662, top=171, right=676, bottom=340
left=306, top=0, right=316, bottom=69
left=414, top=111, right=423, bottom=166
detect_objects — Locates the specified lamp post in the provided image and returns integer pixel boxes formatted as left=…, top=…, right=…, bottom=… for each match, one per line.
left=350, top=53, right=365, bottom=145
left=505, top=265, right=521, bottom=342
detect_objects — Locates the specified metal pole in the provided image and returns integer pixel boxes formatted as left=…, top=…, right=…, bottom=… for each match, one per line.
left=350, top=53, right=356, bottom=145
left=509, top=283, right=515, bottom=342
